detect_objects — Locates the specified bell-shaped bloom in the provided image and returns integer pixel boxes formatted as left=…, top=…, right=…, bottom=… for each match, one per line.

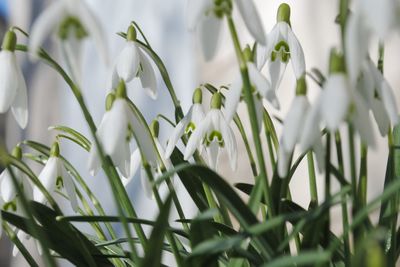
left=224, top=62, right=280, bottom=127
left=256, top=4, right=305, bottom=92
left=184, top=93, right=237, bottom=170
left=0, top=31, right=28, bottom=129
left=357, top=59, right=399, bottom=135
left=165, top=88, right=206, bottom=158
left=186, top=0, right=266, bottom=60
left=29, top=0, right=108, bottom=83
left=110, top=26, right=157, bottom=99
left=345, top=0, right=400, bottom=85
left=33, top=147, right=78, bottom=212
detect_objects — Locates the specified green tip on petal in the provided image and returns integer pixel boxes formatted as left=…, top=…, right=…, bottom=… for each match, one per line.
left=243, top=45, right=253, bottom=63
left=2, top=30, right=17, bottom=51
left=329, top=49, right=345, bottom=74
left=115, top=80, right=127, bottom=99
left=150, top=120, right=160, bottom=138
left=296, top=76, right=307, bottom=95
left=127, top=25, right=137, bottom=42
left=11, top=146, right=22, bottom=160
left=192, top=88, right=203, bottom=104
left=105, top=92, right=116, bottom=111
left=277, top=3, right=291, bottom=24
left=211, top=92, right=222, bottom=109
left=50, top=142, right=60, bottom=157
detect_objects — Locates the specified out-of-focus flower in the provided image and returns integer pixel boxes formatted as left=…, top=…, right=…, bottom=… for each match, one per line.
left=185, top=92, right=237, bottom=170
left=165, top=88, right=205, bottom=158
left=29, top=0, right=109, bottom=83
left=33, top=143, right=78, bottom=212
left=186, top=0, right=266, bottom=60
left=256, top=3, right=305, bottom=92
left=0, top=30, right=28, bottom=129
left=111, top=25, right=157, bottom=99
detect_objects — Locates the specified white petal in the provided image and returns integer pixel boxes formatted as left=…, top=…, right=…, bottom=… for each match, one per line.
left=186, top=0, right=213, bottom=31
left=198, top=15, right=222, bottom=61
left=321, top=74, right=350, bottom=131
left=224, top=78, right=242, bottom=122
left=108, top=67, right=120, bottom=91
left=140, top=167, right=153, bottom=198
left=116, top=41, right=140, bottom=82
left=254, top=96, right=264, bottom=132
left=260, top=24, right=282, bottom=68
left=0, top=168, right=20, bottom=203
left=0, top=51, right=18, bottom=113
left=184, top=112, right=212, bottom=160
left=281, top=96, right=310, bottom=152
left=62, top=168, right=78, bottom=212
left=165, top=111, right=191, bottom=158
left=11, top=66, right=29, bottom=129
left=371, top=98, right=390, bottom=136
left=129, top=148, right=141, bottom=178
left=206, top=141, right=220, bottom=170
left=352, top=91, right=376, bottom=147
left=29, top=1, right=64, bottom=59
left=87, top=142, right=101, bottom=176
left=267, top=58, right=287, bottom=92
left=62, top=36, right=83, bottom=86
left=234, top=0, right=267, bottom=45
left=380, top=80, right=399, bottom=126
left=363, top=0, right=398, bottom=39
left=112, top=136, right=131, bottom=178
left=12, top=231, right=28, bottom=256
left=312, top=138, right=325, bottom=173
left=218, top=112, right=237, bottom=170
left=34, top=157, right=59, bottom=204
left=256, top=44, right=267, bottom=70
left=191, top=103, right=206, bottom=124
left=300, top=98, right=322, bottom=152
left=284, top=24, right=305, bottom=78
left=138, top=50, right=157, bottom=99
left=277, top=146, right=290, bottom=178
left=75, top=0, right=109, bottom=64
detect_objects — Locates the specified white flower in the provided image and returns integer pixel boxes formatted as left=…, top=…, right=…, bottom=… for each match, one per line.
left=0, top=31, right=28, bottom=129
left=88, top=84, right=157, bottom=178
left=225, top=62, right=280, bottom=126
left=33, top=144, right=78, bottom=212
left=165, top=88, right=205, bottom=158
left=345, top=0, right=400, bottom=85
left=357, top=59, right=399, bottom=135
left=256, top=4, right=305, bottom=92
left=110, top=25, right=157, bottom=99
left=186, top=0, right=266, bottom=60
left=184, top=93, right=237, bottom=170
left=29, top=0, right=108, bottom=82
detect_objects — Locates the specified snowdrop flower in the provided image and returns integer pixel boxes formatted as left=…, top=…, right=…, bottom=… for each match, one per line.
left=111, top=25, right=157, bottom=99
left=33, top=143, right=78, bottom=212
left=357, top=59, right=399, bottom=135
left=0, top=30, right=28, bottom=129
left=186, top=0, right=266, bottom=60
left=256, top=3, right=305, bottom=92
left=165, top=88, right=205, bottom=158
left=128, top=120, right=175, bottom=198
left=88, top=80, right=157, bottom=179
left=345, top=0, right=400, bottom=85
left=225, top=47, right=280, bottom=127
left=184, top=92, right=237, bottom=170
left=29, top=0, right=108, bottom=83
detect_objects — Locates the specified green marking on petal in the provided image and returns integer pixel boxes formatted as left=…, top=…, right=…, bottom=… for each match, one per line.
left=272, top=41, right=291, bottom=63
left=206, top=130, right=225, bottom=147
left=185, top=122, right=196, bottom=136
left=56, top=176, right=64, bottom=190
left=4, top=200, right=17, bottom=212
left=58, top=16, right=88, bottom=40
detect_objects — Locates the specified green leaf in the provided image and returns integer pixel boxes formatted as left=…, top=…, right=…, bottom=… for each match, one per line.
left=48, top=125, right=90, bottom=150
left=260, top=251, right=331, bottom=267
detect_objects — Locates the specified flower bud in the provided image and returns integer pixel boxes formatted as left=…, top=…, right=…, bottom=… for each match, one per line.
left=296, top=76, right=307, bottom=95
left=243, top=45, right=253, bottom=63
left=50, top=142, right=60, bottom=157
left=105, top=92, right=116, bottom=111
left=277, top=3, right=291, bottom=25
left=115, top=80, right=127, bottom=99
left=2, top=30, right=17, bottom=52
left=211, top=92, right=222, bottom=109
left=329, top=49, right=345, bottom=74
left=192, top=88, right=203, bottom=104
left=150, top=120, right=159, bottom=138
left=127, top=25, right=137, bottom=42
left=11, top=146, right=22, bottom=160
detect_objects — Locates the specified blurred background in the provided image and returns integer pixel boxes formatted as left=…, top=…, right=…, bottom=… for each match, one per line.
left=0, top=0, right=399, bottom=266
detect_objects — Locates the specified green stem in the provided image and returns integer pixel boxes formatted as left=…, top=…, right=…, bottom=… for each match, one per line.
left=226, top=15, right=274, bottom=216
left=307, top=152, right=318, bottom=204
left=324, top=134, right=331, bottom=247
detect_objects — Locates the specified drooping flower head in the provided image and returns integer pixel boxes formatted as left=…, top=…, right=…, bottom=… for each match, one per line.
left=185, top=92, right=237, bottom=170
left=256, top=3, right=305, bottom=92
left=110, top=25, right=157, bottom=99
left=186, top=0, right=266, bottom=60
left=29, top=0, right=109, bottom=83
left=33, top=142, right=78, bottom=211
left=0, top=30, right=28, bottom=129
left=165, top=88, right=205, bottom=158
